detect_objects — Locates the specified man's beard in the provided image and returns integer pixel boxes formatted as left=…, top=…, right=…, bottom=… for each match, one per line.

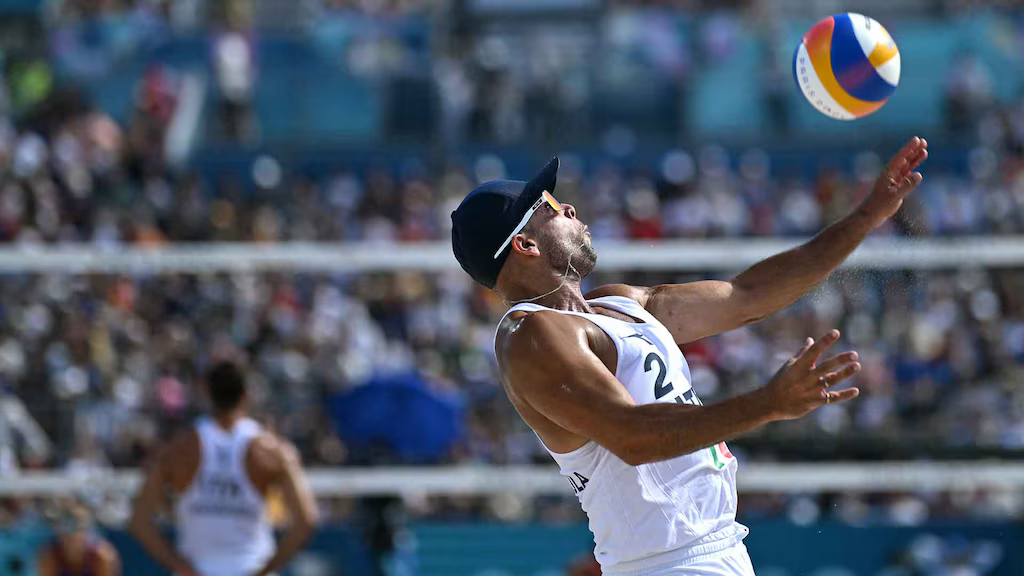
left=549, top=231, right=598, bottom=282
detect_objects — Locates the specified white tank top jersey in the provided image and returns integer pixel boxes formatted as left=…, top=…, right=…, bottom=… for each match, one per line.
left=175, top=417, right=275, bottom=576
left=498, top=296, right=749, bottom=574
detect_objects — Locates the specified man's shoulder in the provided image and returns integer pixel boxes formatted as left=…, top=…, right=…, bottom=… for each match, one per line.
left=583, top=283, right=650, bottom=304
left=247, top=430, right=299, bottom=474
left=496, top=309, right=585, bottom=357
left=250, top=430, right=293, bottom=456
left=161, top=426, right=200, bottom=459
left=494, top=310, right=607, bottom=394
left=151, top=426, right=200, bottom=487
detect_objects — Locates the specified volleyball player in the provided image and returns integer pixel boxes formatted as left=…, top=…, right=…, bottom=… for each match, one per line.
left=129, top=361, right=318, bottom=576
left=450, top=137, right=927, bottom=575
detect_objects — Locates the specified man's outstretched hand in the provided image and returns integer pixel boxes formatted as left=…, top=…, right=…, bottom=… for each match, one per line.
left=857, top=136, right=928, bottom=228
left=761, top=330, right=861, bottom=421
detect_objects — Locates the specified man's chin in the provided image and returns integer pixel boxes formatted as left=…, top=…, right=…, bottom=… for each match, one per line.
left=578, top=244, right=598, bottom=277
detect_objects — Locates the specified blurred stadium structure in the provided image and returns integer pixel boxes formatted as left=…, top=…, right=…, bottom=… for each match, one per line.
left=2, top=0, right=1024, bottom=575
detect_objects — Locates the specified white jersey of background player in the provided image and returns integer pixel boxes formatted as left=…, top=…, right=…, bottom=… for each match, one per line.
left=450, top=138, right=927, bottom=574
left=130, top=361, right=317, bottom=576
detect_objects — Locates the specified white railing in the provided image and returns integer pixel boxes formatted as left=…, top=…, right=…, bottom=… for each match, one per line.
left=3, top=462, right=1023, bottom=497
left=0, top=237, right=1019, bottom=273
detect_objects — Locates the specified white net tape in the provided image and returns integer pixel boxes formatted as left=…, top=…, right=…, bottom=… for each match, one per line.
left=0, top=237, right=1019, bottom=273
left=2, top=463, right=1022, bottom=498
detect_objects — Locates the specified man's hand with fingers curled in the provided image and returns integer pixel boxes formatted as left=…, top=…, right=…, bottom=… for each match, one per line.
left=761, top=329, right=861, bottom=421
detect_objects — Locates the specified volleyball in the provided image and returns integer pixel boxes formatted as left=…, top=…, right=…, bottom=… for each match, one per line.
left=793, top=13, right=900, bottom=120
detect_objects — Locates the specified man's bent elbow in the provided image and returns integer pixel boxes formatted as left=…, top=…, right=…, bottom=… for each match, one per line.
left=610, top=433, right=701, bottom=466
left=608, top=437, right=656, bottom=467
left=617, top=451, right=649, bottom=467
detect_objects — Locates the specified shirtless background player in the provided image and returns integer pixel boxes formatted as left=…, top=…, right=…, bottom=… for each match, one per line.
left=451, top=137, right=927, bottom=575
left=129, top=360, right=318, bottom=576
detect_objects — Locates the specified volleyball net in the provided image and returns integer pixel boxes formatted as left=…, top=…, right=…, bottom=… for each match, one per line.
left=3, top=237, right=1023, bottom=504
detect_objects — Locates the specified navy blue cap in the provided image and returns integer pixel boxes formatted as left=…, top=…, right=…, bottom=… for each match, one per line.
left=451, top=157, right=560, bottom=288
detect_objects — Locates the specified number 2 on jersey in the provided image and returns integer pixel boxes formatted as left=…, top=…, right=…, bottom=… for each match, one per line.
left=644, top=352, right=731, bottom=469
left=644, top=352, right=700, bottom=405
left=644, top=353, right=674, bottom=399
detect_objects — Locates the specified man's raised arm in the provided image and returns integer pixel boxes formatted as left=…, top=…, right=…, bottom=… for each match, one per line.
left=592, top=137, right=928, bottom=345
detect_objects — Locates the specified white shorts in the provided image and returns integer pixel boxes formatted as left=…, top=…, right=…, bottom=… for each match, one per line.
left=628, top=542, right=756, bottom=576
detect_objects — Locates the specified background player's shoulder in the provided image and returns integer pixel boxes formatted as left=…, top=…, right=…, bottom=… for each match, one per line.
left=162, top=425, right=200, bottom=460
left=248, top=430, right=298, bottom=475
left=153, top=426, right=201, bottom=491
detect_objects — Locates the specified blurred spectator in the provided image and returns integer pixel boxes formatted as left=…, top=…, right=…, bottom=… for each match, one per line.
left=36, top=500, right=120, bottom=576
left=0, top=383, right=52, bottom=474
left=48, top=0, right=171, bottom=81
left=880, top=533, right=1003, bottom=576
left=212, top=0, right=258, bottom=143
left=945, top=51, right=995, bottom=137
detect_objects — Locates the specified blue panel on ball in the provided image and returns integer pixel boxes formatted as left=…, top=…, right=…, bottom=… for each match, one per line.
left=829, top=13, right=896, bottom=103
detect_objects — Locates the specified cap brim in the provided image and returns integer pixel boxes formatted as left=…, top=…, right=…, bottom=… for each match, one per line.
left=515, top=157, right=559, bottom=212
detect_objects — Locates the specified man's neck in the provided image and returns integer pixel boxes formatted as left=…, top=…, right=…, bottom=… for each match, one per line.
left=506, top=280, right=592, bottom=313
left=212, top=410, right=245, bottom=430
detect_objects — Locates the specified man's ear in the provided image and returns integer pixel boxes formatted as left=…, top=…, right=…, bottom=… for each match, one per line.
left=511, top=234, right=540, bottom=257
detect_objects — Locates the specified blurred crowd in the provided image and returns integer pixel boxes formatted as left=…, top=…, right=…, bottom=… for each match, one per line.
left=1, top=35, right=1024, bottom=530
left=0, top=0, right=1021, bottom=549
left=7, top=263, right=1024, bottom=516
left=8, top=101, right=1024, bottom=244
left=3, top=114, right=1024, bottom=528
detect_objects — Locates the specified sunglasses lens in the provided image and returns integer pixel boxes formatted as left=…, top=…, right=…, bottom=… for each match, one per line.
left=544, top=191, right=562, bottom=211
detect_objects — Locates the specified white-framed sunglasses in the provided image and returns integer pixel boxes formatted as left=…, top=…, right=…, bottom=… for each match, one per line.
left=493, top=190, right=563, bottom=259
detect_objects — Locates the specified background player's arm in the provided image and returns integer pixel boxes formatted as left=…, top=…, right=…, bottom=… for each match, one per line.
left=128, top=448, right=199, bottom=576
left=590, top=137, right=928, bottom=344
left=95, top=541, right=122, bottom=576
left=501, top=313, right=859, bottom=465
left=253, top=441, right=318, bottom=576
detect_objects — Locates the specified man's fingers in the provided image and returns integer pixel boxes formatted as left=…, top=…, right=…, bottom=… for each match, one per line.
left=885, top=157, right=908, bottom=181
left=798, top=329, right=840, bottom=368
left=896, top=149, right=927, bottom=180
left=825, top=387, right=860, bottom=405
left=821, top=362, right=862, bottom=387
left=887, top=136, right=926, bottom=177
left=898, top=172, right=924, bottom=195
left=903, top=135, right=926, bottom=156
left=905, top=148, right=928, bottom=173
left=791, top=337, right=813, bottom=361
left=813, top=351, right=859, bottom=375
left=887, top=137, right=920, bottom=169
